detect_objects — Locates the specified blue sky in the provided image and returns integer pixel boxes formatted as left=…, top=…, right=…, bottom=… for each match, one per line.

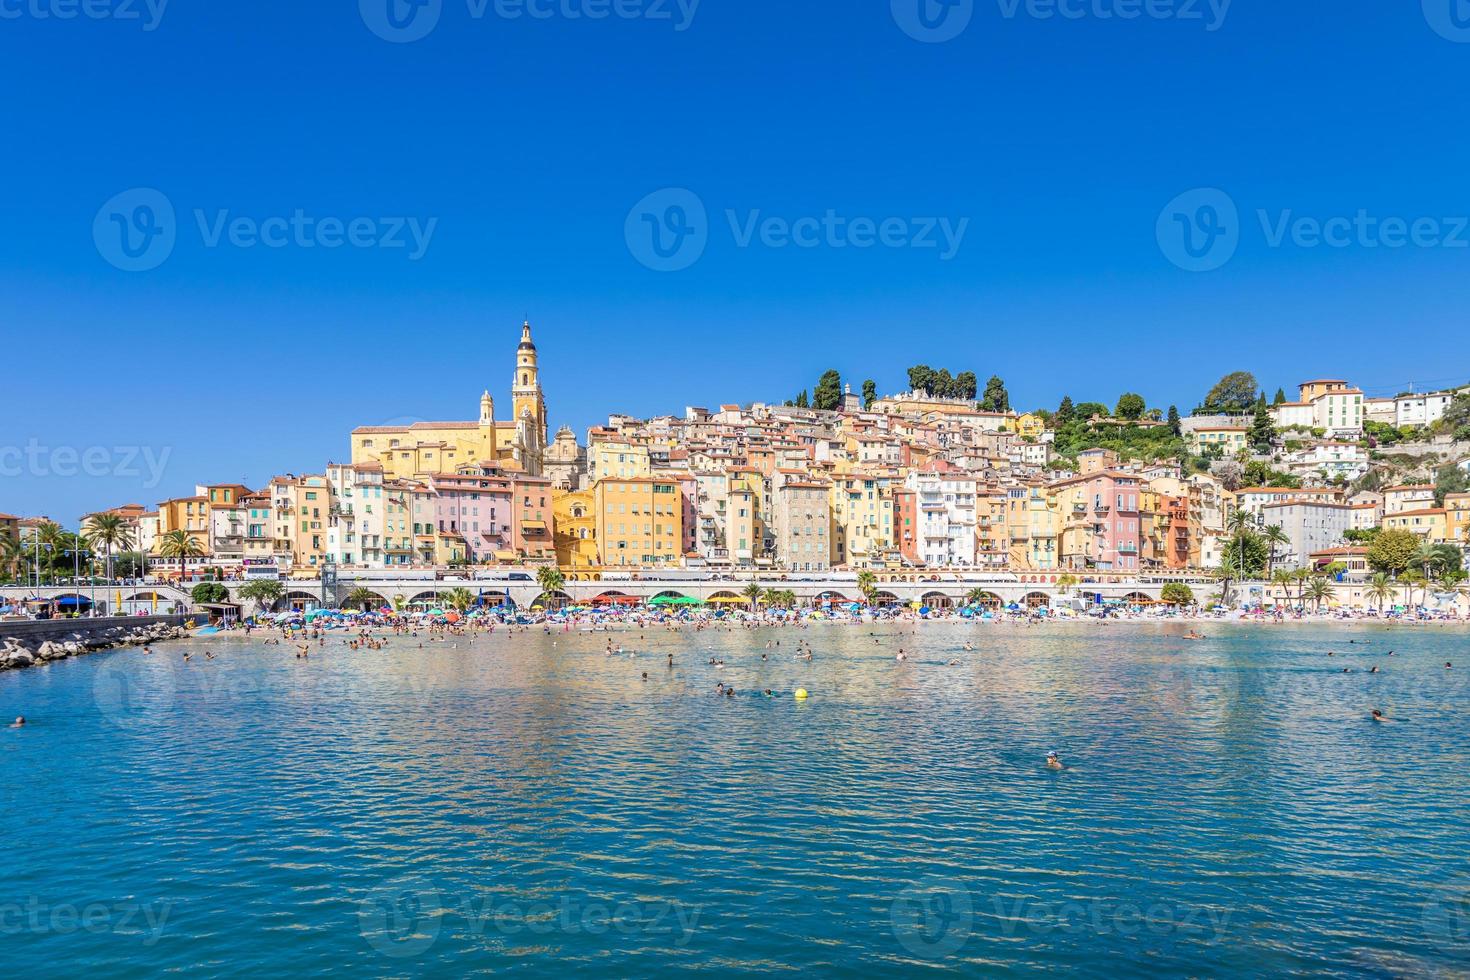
left=2, top=0, right=1468, bottom=523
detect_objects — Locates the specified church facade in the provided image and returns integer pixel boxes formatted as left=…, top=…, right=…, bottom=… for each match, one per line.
left=350, top=321, right=550, bottom=480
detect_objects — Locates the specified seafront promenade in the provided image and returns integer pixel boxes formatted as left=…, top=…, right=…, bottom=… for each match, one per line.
left=3, top=569, right=1215, bottom=617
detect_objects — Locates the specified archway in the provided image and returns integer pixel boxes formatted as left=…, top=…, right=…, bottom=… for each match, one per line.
left=816, top=590, right=849, bottom=605
left=968, top=591, right=1002, bottom=610
left=408, top=591, right=442, bottom=608
left=1123, top=591, right=1153, bottom=606
left=871, top=590, right=901, bottom=608
left=921, top=591, right=955, bottom=610
left=1023, top=591, right=1051, bottom=609
left=285, top=591, right=319, bottom=611
left=476, top=590, right=517, bottom=610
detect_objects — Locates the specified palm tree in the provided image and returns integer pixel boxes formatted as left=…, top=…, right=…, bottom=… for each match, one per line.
left=84, top=513, right=134, bottom=584
left=344, top=587, right=381, bottom=611
left=442, top=587, right=474, bottom=612
left=536, top=565, right=566, bottom=607
left=239, top=579, right=284, bottom=614
left=1365, top=572, right=1397, bottom=614
left=1056, top=573, right=1078, bottom=595
left=1400, top=570, right=1427, bottom=611
left=157, top=529, right=204, bottom=583
left=0, top=535, right=23, bottom=584
left=856, top=571, right=877, bottom=605
left=1303, top=576, right=1332, bottom=613
left=965, top=587, right=993, bottom=608
left=1262, top=524, right=1290, bottom=577
left=1270, top=568, right=1297, bottom=611
left=742, top=581, right=765, bottom=612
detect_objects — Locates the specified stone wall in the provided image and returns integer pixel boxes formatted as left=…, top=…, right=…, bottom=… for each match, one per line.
left=1, top=615, right=191, bottom=671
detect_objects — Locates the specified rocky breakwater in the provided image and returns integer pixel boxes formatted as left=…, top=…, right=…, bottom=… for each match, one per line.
left=1, top=619, right=189, bottom=672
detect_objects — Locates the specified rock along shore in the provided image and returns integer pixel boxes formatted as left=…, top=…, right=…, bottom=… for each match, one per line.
left=1, top=616, right=191, bottom=672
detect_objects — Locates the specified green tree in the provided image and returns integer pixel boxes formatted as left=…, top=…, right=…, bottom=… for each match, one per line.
left=794, top=390, right=809, bottom=408
left=1262, top=524, right=1290, bottom=577
left=239, top=579, right=284, bottom=613
left=157, top=529, right=204, bottom=582
left=1272, top=387, right=1287, bottom=405
left=742, top=581, right=765, bottom=611
left=1167, top=405, right=1181, bottom=436
left=907, top=365, right=934, bottom=395
left=1303, top=576, right=1332, bottom=612
left=345, top=587, right=382, bottom=611
left=1365, top=573, right=1397, bottom=613
left=1250, top=402, right=1276, bottom=452
left=1160, top=582, right=1195, bottom=606
left=812, top=370, right=843, bottom=411
left=856, top=571, right=877, bottom=605
left=1115, top=392, right=1146, bottom=420
left=442, top=587, right=474, bottom=612
left=83, top=513, right=135, bottom=583
left=536, top=565, right=566, bottom=607
left=1074, top=402, right=1108, bottom=420
left=1056, top=396, right=1075, bottom=424
left=954, top=371, right=978, bottom=401
left=191, top=582, right=229, bottom=604
left=981, top=375, right=1010, bottom=412
left=1366, top=529, right=1420, bottom=576
left=1203, top=371, right=1259, bottom=412
left=1434, top=463, right=1470, bottom=506
left=861, top=379, right=877, bottom=409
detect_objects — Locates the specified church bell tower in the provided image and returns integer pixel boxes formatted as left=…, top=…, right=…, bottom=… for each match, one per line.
left=511, top=320, right=547, bottom=474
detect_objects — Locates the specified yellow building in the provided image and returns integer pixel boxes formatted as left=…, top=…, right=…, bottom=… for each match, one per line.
left=1382, top=507, right=1450, bottom=542
left=553, top=487, right=599, bottom=569
left=1005, top=486, right=1059, bottom=570
left=350, top=322, right=549, bottom=480
left=594, top=477, right=683, bottom=567
left=268, top=474, right=331, bottom=573
left=588, top=442, right=651, bottom=482
left=1011, top=413, right=1046, bottom=438
left=1187, top=426, right=1249, bottom=455
left=829, top=474, right=896, bottom=568
left=1446, top=492, right=1470, bottom=546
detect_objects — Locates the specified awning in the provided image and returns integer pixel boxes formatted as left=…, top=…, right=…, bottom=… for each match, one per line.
left=493, top=550, right=517, bottom=561
left=521, top=521, right=547, bottom=533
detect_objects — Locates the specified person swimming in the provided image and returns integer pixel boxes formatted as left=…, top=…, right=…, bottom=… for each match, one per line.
left=1046, top=751, right=1063, bottom=769
left=1371, top=709, right=1387, bottom=723
left=9, top=716, right=23, bottom=728
left=897, top=649, right=907, bottom=661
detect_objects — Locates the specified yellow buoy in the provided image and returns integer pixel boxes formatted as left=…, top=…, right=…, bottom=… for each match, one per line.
left=794, top=688, right=809, bottom=700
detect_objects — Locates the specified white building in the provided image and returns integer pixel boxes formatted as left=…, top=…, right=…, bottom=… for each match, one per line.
left=905, top=470, right=978, bottom=567
left=1393, top=391, right=1456, bottom=428
left=1259, top=499, right=1352, bottom=569
left=1280, top=442, right=1369, bottom=483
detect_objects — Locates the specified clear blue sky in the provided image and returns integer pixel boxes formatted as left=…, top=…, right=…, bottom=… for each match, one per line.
left=3, top=0, right=1468, bottom=523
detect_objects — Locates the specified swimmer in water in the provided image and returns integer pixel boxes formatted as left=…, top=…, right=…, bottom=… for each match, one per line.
left=1371, top=709, right=1387, bottom=723
left=1046, top=751, right=1063, bottom=769
left=897, top=649, right=907, bottom=661
left=9, top=716, right=24, bottom=728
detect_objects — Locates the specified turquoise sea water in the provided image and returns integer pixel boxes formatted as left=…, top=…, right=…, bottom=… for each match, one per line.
left=2, top=622, right=1469, bottom=977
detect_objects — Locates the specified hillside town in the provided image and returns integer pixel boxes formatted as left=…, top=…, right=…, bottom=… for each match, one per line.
left=5, top=324, right=1470, bottom=594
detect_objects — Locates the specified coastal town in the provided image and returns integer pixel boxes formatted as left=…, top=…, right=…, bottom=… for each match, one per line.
left=4, top=322, right=1470, bottom=615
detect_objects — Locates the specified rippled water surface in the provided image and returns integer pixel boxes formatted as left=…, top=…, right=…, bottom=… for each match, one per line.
left=3, top=621, right=1470, bottom=977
